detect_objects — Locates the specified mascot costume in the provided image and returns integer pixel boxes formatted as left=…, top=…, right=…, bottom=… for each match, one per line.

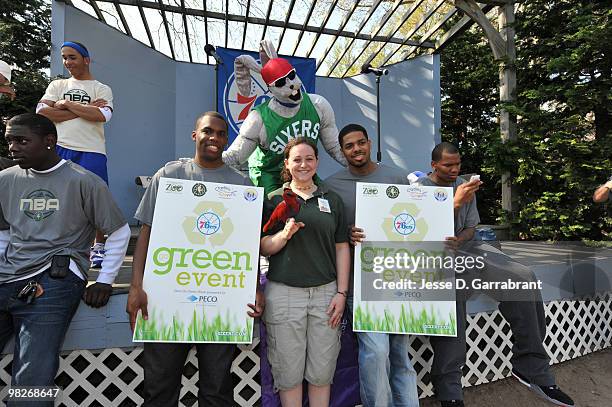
left=224, top=42, right=361, bottom=407
left=223, top=41, right=346, bottom=195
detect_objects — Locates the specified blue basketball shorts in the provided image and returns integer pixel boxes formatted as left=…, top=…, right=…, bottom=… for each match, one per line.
left=56, top=145, right=109, bottom=184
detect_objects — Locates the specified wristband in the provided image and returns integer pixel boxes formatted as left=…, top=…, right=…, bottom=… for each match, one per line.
left=337, top=290, right=348, bottom=297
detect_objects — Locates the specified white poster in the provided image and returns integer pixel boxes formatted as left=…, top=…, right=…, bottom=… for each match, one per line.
left=354, top=182, right=457, bottom=336
left=133, top=178, right=263, bottom=343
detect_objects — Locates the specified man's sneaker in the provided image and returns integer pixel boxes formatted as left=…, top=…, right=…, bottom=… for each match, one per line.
left=90, top=243, right=105, bottom=269
left=512, top=370, right=574, bottom=406
left=440, top=400, right=465, bottom=407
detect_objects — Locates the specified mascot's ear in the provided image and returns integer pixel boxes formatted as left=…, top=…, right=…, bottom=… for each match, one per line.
left=259, top=39, right=278, bottom=67
left=234, top=55, right=261, bottom=96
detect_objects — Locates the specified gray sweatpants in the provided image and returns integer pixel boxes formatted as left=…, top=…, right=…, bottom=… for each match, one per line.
left=430, top=242, right=554, bottom=401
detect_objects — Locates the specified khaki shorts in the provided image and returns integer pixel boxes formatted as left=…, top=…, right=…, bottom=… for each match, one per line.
left=263, top=280, right=341, bottom=391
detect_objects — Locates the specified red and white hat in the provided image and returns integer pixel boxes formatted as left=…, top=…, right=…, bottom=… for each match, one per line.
left=261, top=58, right=294, bottom=85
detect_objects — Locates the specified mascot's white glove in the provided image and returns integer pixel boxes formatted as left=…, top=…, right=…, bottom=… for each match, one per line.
left=235, top=55, right=261, bottom=97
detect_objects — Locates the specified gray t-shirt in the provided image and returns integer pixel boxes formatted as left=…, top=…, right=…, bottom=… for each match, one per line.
left=324, top=164, right=409, bottom=294
left=324, top=164, right=408, bottom=224
left=135, top=159, right=251, bottom=225
left=417, top=175, right=480, bottom=236
left=0, top=161, right=126, bottom=283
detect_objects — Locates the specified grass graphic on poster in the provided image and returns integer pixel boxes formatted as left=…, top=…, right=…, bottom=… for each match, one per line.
left=135, top=307, right=253, bottom=342
left=354, top=303, right=456, bottom=335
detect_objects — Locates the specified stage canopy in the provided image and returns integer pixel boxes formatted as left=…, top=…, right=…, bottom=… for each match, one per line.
left=56, top=0, right=495, bottom=77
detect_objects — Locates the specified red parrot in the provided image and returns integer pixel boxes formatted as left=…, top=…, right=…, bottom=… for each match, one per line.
left=263, top=189, right=301, bottom=232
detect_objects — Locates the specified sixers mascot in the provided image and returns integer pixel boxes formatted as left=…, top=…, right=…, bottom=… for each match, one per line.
left=223, top=41, right=346, bottom=195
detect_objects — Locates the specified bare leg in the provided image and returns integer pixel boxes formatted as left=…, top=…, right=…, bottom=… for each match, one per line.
left=308, top=383, right=331, bottom=407
left=279, top=385, right=302, bottom=407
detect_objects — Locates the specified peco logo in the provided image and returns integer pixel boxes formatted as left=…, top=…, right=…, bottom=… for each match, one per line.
left=187, top=295, right=218, bottom=303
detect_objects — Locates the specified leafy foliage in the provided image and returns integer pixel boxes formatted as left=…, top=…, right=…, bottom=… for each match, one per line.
left=0, top=0, right=51, bottom=157
left=440, top=1, right=611, bottom=240
left=440, top=29, right=500, bottom=224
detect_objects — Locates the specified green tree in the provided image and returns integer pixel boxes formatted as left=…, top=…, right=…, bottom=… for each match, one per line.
left=510, top=0, right=611, bottom=240
left=439, top=28, right=499, bottom=224
left=0, top=0, right=51, bottom=157
left=440, top=1, right=611, bottom=240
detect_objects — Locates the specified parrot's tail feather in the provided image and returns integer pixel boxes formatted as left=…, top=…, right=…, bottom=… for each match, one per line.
left=262, top=221, right=272, bottom=233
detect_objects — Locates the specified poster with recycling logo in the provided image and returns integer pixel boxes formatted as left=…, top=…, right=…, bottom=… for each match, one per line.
left=133, top=178, right=263, bottom=343
left=354, top=182, right=458, bottom=336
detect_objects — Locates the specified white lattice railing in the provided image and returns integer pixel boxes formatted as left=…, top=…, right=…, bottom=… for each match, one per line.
left=1, top=293, right=610, bottom=406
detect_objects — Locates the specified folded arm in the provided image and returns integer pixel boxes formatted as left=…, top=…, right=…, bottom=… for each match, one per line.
left=59, top=99, right=107, bottom=122
left=37, top=100, right=79, bottom=122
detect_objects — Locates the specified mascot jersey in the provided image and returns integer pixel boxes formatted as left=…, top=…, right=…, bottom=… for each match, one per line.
left=249, top=92, right=320, bottom=195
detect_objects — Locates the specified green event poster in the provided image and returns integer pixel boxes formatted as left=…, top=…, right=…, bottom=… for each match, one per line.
left=354, top=182, right=458, bottom=336
left=133, top=178, right=264, bottom=343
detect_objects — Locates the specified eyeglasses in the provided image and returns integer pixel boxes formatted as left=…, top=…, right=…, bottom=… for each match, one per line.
left=273, top=70, right=296, bottom=88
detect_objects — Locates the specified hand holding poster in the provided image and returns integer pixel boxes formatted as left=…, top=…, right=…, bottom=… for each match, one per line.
left=353, top=182, right=458, bottom=336
left=133, top=178, right=264, bottom=344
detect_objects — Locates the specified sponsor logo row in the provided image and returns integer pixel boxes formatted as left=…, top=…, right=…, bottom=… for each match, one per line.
left=360, top=184, right=449, bottom=201
left=162, top=181, right=259, bottom=202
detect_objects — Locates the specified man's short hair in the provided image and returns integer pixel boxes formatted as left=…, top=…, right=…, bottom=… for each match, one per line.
left=7, top=113, right=57, bottom=139
left=338, top=123, right=368, bottom=147
left=432, top=142, right=459, bottom=161
left=195, top=111, right=228, bottom=132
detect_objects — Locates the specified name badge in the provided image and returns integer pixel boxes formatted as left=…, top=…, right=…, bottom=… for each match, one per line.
left=318, top=198, right=331, bottom=213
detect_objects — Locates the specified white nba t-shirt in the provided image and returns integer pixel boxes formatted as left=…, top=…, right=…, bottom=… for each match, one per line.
left=42, top=77, right=113, bottom=155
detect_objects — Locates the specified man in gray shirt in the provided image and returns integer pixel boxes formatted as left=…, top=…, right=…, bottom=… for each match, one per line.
left=127, top=112, right=263, bottom=407
left=0, top=113, right=129, bottom=394
left=419, top=142, right=574, bottom=407
left=325, top=124, right=419, bottom=407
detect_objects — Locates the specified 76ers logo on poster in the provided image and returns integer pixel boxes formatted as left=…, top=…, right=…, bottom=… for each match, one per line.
left=223, top=68, right=271, bottom=137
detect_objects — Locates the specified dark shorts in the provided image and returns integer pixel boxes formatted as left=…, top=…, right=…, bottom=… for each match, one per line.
left=56, top=145, right=108, bottom=184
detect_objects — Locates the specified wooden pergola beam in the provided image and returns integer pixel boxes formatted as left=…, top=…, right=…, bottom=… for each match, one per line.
left=443, top=0, right=518, bottom=221
left=450, top=0, right=507, bottom=59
